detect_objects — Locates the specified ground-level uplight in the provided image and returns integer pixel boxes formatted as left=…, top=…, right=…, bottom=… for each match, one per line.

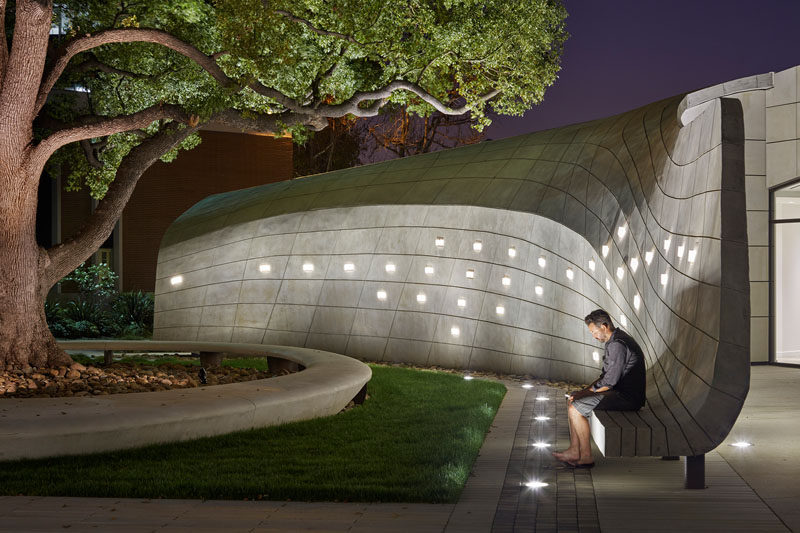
left=730, top=441, right=752, bottom=448
left=524, top=481, right=549, bottom=489
left=534, top=416, right=551, bottom=421
left=535, top=396, right=549, bottom=401
left=532, top=442, right=551, bottom=449
left=463, top=375, right=474, bottom=381
left=522, top=383, right=533, bottom=389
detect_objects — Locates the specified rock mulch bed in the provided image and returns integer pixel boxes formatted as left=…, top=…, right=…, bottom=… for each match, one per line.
left=0, top=361, right=275, bottom=399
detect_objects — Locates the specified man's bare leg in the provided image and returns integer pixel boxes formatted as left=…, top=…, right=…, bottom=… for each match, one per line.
left=567, top=404, right=594, bottom=464
left=553, top=399, right=580, bottom=462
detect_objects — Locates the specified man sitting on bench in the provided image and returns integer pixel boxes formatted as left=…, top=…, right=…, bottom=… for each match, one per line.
left=553, top=308, right=646, bottom=468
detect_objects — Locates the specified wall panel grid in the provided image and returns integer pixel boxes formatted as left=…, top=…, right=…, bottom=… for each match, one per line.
left=156, top=87, right=752, bottom=455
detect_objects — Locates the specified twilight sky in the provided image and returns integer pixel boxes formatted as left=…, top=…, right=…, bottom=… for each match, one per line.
left=485, top=0, right=800, bottom=140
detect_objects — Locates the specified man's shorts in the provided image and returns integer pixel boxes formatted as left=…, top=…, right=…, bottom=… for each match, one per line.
left=571, top=390, right=642, bottom=418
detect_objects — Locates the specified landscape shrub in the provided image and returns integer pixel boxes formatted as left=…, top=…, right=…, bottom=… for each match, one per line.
left=45, top=263, right=154, bottom=339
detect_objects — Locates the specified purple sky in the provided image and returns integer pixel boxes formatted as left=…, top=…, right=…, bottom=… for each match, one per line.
left=485, top=0, right=800, bottom=140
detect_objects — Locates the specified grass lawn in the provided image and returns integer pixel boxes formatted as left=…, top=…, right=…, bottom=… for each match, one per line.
left=0, top=364, right=505, bottom=503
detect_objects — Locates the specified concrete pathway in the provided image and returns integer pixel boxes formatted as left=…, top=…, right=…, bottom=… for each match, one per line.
left=0, top=366, right=797, bottom=532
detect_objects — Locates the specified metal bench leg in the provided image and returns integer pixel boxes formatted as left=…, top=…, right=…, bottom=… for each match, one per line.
left=685, top=454, right=705, bottom=489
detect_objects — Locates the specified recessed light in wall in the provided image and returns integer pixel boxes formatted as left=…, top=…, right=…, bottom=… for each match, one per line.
left=534, top=415, right=550, bottom=421
left=496, top=305, right=505, bottom=315
left=677, top=244, right=685, bottom=259
left=535, top=396, right=549, bottom=401
left=538, top=256, right=546, bottom=268
left=617, top=225, right=627, bottom=239
left=730, top=441, right=752, bottom=448
left=343, top=262, right=355, bottom=272
left=688, top=248, right=698, bottom=263
left=385, top=263, right=396, bottom=273
left=466, top=269, right=475, bottom=279
left=566, top=268, right=574, bottom=280
left=259, top=264, right=271, bottom=273
left=525, top=481, right=549, bottom=489
left=616, top=266, right=625, bottom=280
left=535, top=285, right=543, bottom=296
left=377, top=290, right=387, bottom=301
left=588, top=259, right=596, bottom=271
left=473, top=240, right=483, bottom=252
left=630, top=257, right=639, bottom=272
left=457, top=297, right=467, bottom=307
left=634, top=293, right=641, bottom=310
left=435, top=236, right=445, bottom=248
left=661, top=272, right=669, bottom=286
left=424, top=265, right=435, bottom=275
left=620, top=314, right=628, bottom=327
left=645, top=250, right=654, bottom=265
left=417, top=293, right=427, bottom=304
left=508, top=247, right=517, bottom=258
left=592, top=351, right=600, bottom=362
left=663, top=238, right=671, bottom=252
left=302, top=262, right=314, bottom=272
left=605, top=278, right=611, bottom=291
left=502, top=275, right=512, bottom=286
left=602, top=245, right=609, bottom=258
left=451, top=326, right=460, bottom=337
left=170, top=275, right=183, bottom=286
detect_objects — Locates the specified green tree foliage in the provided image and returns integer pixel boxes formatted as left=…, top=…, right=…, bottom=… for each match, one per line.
left=0, top=0, right=567, bottom=366
left=42, top=0, right=567, bottom=196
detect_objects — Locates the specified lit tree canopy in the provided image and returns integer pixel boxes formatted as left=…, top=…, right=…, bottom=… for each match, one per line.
left=0, top=0, right=567, bottom=367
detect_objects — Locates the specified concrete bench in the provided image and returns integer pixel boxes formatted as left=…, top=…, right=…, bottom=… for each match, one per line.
left=590, top=363, right=746, bottom=490
left=0, top=341, right=371, bottom=461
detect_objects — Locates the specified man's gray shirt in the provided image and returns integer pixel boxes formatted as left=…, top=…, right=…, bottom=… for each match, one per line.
left=594, top=328, right=646, bottom=406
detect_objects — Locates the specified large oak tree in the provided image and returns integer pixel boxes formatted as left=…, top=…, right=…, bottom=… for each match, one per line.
left=0, top=0, right=567, bottom=369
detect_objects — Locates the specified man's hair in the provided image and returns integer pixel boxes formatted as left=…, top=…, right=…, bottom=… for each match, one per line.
left=584, top=309, right=615, bottom=329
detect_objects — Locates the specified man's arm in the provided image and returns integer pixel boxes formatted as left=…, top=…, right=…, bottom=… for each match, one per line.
left=591, top=341, right=626, bottom=391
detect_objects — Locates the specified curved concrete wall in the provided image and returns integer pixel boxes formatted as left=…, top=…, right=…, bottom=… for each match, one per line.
left=155, top=94, right=750, bottom=453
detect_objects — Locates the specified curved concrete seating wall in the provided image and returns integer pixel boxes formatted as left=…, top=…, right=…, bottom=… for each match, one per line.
left=0, top=341, right=371, bottom=460
left=155, top=95, right=750, bottom=455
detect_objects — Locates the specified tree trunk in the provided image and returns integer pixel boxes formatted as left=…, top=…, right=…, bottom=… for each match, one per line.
left=0, top=165, right=72, bottom=370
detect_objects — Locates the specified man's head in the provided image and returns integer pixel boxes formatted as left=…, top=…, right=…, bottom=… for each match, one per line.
left=584, top=309, right=615, bottom=343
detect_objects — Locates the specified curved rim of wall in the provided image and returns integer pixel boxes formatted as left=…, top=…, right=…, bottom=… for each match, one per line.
left=678, top=71, right=773, bottom=126
left=0, top=340, right=371, bottom=461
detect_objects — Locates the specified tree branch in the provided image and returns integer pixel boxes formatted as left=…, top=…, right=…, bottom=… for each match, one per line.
left=204, top=109, right=327, bottom=134
left=36, top=28, right=236, bottom=114
left=79, top=138, right=104, bottom=169
left=73, top=53, right=157, bottom=80
left=33, top=103, right=191, bottom=168
left=42, top=122, right=199, bottom=290
left=272, top=8, right=363, bottom=45
left=318, top=80, right=500, bottom=118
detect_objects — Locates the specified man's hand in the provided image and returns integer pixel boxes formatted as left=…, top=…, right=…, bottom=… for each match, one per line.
left=568, top=388, right=595, bottom=404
